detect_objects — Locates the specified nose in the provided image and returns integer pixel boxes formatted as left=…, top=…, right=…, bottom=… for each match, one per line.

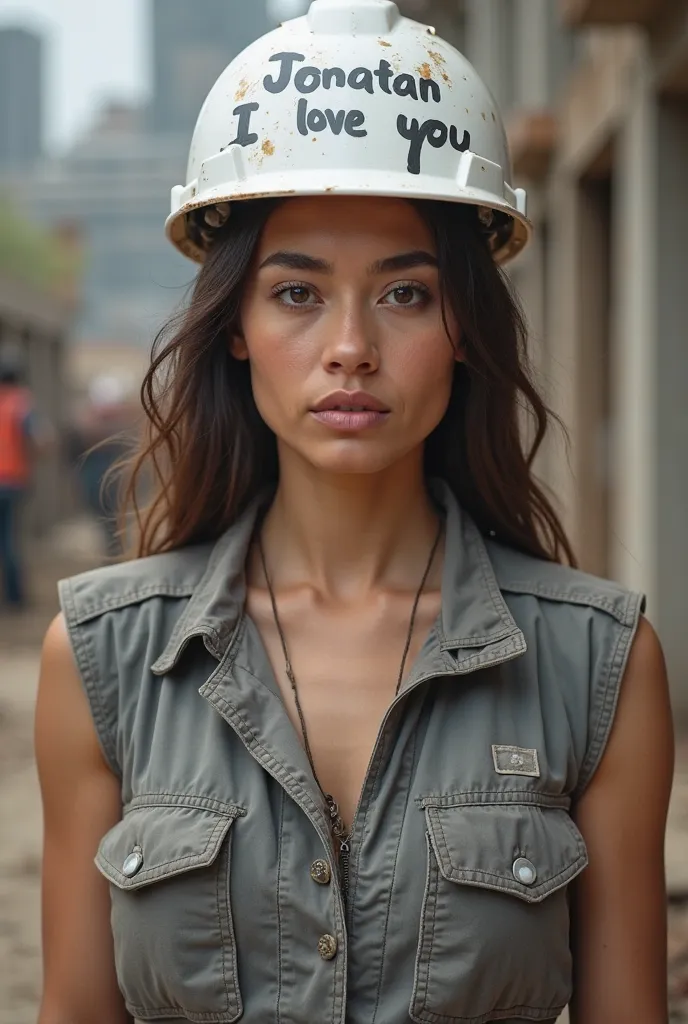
left=321, top=305, right=380, bottom=376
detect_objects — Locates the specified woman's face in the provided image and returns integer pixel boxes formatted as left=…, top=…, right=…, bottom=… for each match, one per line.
left=234, top=196, right=459, bottom=476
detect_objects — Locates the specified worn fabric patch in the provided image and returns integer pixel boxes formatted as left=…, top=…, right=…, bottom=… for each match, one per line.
left=492, top=745, right=541, bottom=778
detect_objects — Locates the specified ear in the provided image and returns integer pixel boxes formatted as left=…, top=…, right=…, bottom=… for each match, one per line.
left=229, top=331, right=249, bottom=361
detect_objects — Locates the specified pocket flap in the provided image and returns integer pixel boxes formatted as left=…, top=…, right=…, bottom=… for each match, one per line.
left=425, top=801, right=588, bottom=904
left=95, top=797, right=245, bottom=891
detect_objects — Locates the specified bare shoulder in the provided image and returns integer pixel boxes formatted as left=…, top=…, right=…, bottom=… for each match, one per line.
left=36, top=613, right=109, bottom=775
left=36, top=614, right=129, bottom=1023
left=570, top=617, right=673, bottom=1023
left=576, top=616, right=673, bottom=846
left=590, top=615, right=674, bottom=793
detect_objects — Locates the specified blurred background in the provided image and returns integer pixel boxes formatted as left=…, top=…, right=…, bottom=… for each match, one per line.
left=0, top=0, right=687, bottom=1020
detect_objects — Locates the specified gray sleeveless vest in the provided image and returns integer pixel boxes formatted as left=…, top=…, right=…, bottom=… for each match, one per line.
left=59, top=481, right=643, bottom=1024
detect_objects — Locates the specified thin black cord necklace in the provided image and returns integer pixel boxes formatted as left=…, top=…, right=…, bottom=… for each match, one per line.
left=258, top=517, right=444, bottom=853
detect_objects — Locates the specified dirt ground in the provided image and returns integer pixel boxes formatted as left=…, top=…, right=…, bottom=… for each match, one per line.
left=1, top=520, right=688, bottom=1022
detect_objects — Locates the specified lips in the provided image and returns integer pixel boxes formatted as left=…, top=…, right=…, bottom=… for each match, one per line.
left=312, top=390, right=390, bottom=414
left=310, top=391, right=391, bottom=433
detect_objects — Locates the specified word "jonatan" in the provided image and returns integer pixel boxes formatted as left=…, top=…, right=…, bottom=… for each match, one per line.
left=264, top=51, right=443, bottom=104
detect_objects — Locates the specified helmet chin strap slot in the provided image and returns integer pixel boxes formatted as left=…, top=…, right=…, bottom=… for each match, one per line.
left=455, top=152, right=506, bottom=201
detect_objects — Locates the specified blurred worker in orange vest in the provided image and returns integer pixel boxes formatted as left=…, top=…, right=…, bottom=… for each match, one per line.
left=0, top=361, right=51, bottom=607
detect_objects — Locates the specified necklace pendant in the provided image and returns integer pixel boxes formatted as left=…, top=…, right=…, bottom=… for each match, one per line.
left=326, top=795, right=339, bottom=818
left=325, top=795, right=348, bottom=843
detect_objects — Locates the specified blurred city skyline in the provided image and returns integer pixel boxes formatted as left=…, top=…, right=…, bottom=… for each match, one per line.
left=0, top=0, right=147, bottom=151
left=0, top=0, right=437, bottom=152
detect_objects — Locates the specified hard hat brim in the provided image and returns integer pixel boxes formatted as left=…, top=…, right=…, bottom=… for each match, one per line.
left=166, top=169, right=532, bottom=266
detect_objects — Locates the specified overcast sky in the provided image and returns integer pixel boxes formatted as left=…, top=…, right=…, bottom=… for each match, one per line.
left=0, top=0, right=148, bottom=151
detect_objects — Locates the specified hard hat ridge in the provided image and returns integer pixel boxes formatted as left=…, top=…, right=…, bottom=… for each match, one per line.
left=307, top=0, right=401, bottom=34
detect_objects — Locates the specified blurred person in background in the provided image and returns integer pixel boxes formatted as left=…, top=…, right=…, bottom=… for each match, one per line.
left=0, top=359, right=52, bottom=608
left=69, top=373, right=138, bottom=559
left=34, top=3, right=673, bottom=1023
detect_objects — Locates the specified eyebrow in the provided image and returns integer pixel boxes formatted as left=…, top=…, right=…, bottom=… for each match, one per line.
left=258, top=249, right=439, bottom=275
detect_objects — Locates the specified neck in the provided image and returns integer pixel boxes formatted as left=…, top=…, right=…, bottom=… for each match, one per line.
left=259, top=447, right=442, bottom=599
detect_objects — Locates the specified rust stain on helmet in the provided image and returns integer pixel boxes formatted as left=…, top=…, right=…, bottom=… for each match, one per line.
left=427, top=49, right=450, bottom=86
left=262, top=139, right=276, bottom=157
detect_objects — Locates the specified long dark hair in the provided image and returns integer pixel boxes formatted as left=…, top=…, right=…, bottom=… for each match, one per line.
left=122, top=198, right=575, bottom=566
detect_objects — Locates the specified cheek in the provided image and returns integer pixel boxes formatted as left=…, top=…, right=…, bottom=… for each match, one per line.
left=393, top=328, right=457, bottom=399
left=241, top=309, right=316, bottom=383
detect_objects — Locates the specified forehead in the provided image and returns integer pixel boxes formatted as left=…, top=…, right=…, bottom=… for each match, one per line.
left=257, top=196, right=436, bottom=257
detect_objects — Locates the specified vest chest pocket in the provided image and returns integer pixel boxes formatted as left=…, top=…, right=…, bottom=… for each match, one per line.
left=410, top=799, right=588, bottom=1024
left=95, top=796, right=246, bottom=1023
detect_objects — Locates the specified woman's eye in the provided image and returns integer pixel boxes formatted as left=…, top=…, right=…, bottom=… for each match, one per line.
left=382, top=284, right=430, bottom=307
left=274, top=284, right=317, bottom=307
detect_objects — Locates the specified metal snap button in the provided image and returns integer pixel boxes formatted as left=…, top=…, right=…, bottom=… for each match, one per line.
left=513, top=857, right=537, bottom=886
left=122, top=846, right=144, bottom=878
left=310, top=860, right=332, bottom=886
left=318, top=934, right=338, bottom=961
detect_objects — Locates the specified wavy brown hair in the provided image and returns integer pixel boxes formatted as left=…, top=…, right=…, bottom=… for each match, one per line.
left=121, top=198, right=575, bottom=566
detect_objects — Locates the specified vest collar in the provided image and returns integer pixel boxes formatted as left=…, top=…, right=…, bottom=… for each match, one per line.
left=151, top=480, right=525, bottom=677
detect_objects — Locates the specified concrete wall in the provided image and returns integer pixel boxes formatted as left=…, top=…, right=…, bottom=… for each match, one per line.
left=460, top=2, right=688, bottom=721
left=655, top=98, right=688, bottom=717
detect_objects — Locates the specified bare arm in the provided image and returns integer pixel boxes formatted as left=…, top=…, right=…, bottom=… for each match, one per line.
left=35, top=614, right=131, bottom=1024
left=570, top=616, right=674, bottom=1024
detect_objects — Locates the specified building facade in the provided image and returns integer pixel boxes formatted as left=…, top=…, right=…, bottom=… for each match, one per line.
left=16, top=104, right=190, bottom=345
left=0, top=28, right=43, bottom=170
left=10, top=4, right=282, bottom=348
left=150, top=0, right=275, bottom=138
left=460, top=0, right=688, bottom=720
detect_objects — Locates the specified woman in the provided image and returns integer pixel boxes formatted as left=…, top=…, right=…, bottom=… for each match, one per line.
left=35, top=2, right=673, bottom=1022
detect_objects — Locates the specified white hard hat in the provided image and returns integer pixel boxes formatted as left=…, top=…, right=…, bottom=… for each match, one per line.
left=167, top=0, right=530, bottom=264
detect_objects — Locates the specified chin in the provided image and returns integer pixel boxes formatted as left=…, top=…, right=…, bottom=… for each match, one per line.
left=300, top=441, right=412, bottom=476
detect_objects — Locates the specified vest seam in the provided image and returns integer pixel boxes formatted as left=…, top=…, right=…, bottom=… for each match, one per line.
left=275, top=789, right=285, bottom=1024
left=411, top=1003, right=565, bottom=1023
left=123, top=793, right=247, bottom=816
left=440, top=626, right=521, bottom=650
left=495, top=580, right=638, bottom=625
left=573, top=592, right=644, bottom=799
left=347, top=710, right=391, bottom=929
left=59, top=579, right=121, bottom=777
left=66, top=584, right=198, bottom=625
left=371, top=721, right=421, bottom=1024
left=215, top=827, right=233, bottom=1018
left=416, top=792, right=570, bottom=808
left=420, top=837, right=440, bottom=1018
left=452, top=634, right=528, bottom=673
